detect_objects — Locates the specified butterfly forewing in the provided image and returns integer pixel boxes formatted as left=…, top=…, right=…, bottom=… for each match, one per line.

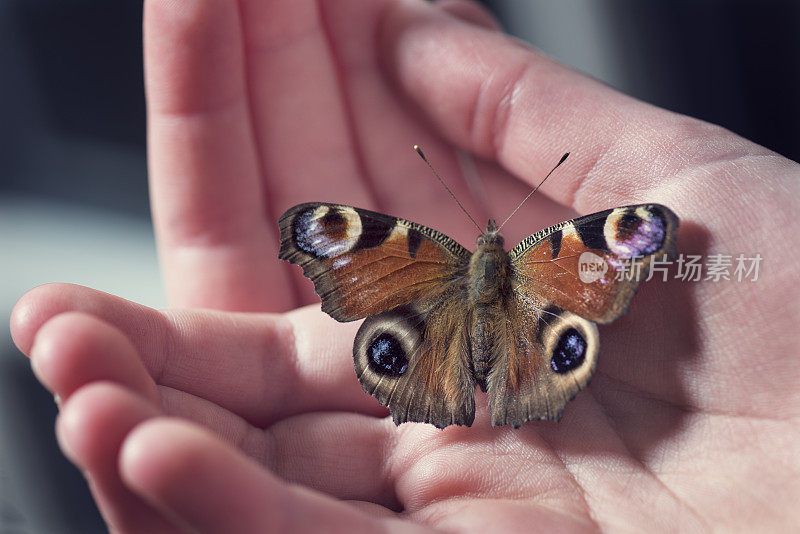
left=278, top=203, right=471, bottom=321
left=509, top=204, right=679, bottom=324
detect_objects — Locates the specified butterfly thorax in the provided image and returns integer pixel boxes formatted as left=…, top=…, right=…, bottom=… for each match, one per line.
left=469, top=222, right=511, bottom=306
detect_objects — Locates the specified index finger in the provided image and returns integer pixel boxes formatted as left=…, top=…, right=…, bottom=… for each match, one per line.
left=144, top=0, right=296, bottom=312
left=12, top=283, right=382, bottom=427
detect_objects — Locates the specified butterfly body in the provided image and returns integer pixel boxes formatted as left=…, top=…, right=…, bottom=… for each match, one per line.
left=279, top=201, right=678, bottom=429
left=465, top=223, right=512, bottom=391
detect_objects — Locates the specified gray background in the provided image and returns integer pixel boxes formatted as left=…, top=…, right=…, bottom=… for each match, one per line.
left=1, top=0, right=798, bottom=532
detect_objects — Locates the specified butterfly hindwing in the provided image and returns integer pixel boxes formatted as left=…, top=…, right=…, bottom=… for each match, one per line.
left=278, top=203, right=471, bottom=321
left=353, top=292, right=476, bottom=428
left=486, top=297, right=599, bottom=425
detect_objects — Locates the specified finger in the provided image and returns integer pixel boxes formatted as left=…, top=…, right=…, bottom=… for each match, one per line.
left=319, top=0, right=568, bottom=249
left=237, top=0, right=373, bottom=211
left=159, top=390, right=401, bottom=508
left=56, top=382, right=175, bottom=532
left=29, top=312, right=160, bottom=405
left=259, top=412, right=400, bottom=508
left=237, top=0, right=380, bottom=303
left=144, top=0, right=295, bottom=311
left=120, top=418, right=427, bottom=533
left=380, top=0, right=778, bottom=213
left=12, top=283, right=384, bottom=426
left=435, top=0, right=503, bottom=30
left=317, top=0, right=495, bottom=249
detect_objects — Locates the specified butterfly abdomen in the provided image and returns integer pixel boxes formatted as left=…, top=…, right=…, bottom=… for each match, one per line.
left=471, top=302, right=506, bottom=392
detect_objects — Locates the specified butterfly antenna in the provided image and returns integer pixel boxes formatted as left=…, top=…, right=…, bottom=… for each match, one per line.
left=497, top=152, right=570, bottom=231
left=414, top=145, right=482, bottom=233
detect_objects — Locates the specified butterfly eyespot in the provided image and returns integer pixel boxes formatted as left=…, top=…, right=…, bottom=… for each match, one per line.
left=550, top=328, right=587, bottom=374
left=605, top=207, right=667, bottom=258
left=292, top=206, right=361, bottom=258
left=367, top=333, right=409, bottom=377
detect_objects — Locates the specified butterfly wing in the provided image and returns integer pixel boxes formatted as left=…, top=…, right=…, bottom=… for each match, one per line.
left=279, top=203, right=471, bottom=321
left=483, top=299, right=599, bottom=425
left=279, top=203, right=476, bottom=427
left=487, top=204, right=679, bottom=425
left=510, top=204, right=679, bottom=324
left=354, top=294, right=476, bottom=428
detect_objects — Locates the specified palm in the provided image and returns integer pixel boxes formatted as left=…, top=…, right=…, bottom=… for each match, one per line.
left=11, top=0, right=798, bottom=531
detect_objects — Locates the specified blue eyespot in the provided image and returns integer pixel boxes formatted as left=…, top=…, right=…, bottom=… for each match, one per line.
left=550, top=328, right=587, bottom=374
left=611, top=210, right=666, bottom=258
left=293, top=207, right=348, bottom=258
left=368, top=334, right=408, bottom=377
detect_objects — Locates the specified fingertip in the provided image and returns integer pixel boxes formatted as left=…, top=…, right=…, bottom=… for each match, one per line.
left=10, top=282, right=74, bottom=355
left=119, top=418, right=206, bottom=496
left=55, top=393, right=82, bottom=465
left=56, top=382, right=160, bottom=471
left=28, top=311, right=84, bottom=390
left=29, top=311, right=161, bottom=404
left=11, top=282, right=117, bottom=355
left=119, top=418, right=250, bottom=531
left=55, top=382, right=180, bottom=531
left=29, top=311, right=109, bottom=391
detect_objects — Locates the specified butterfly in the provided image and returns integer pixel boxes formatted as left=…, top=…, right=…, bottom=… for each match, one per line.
left=278, top=154, right=678, bottom=428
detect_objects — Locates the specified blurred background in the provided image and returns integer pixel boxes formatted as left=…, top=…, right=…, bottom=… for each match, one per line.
left=1, top=0, right=797, bottom=531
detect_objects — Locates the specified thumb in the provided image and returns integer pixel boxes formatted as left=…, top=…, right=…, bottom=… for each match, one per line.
left=380, top=0, right=776, bottom=215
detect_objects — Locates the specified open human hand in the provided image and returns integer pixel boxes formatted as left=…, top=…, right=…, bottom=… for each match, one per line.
left=10, top=0, right=799, bottom=531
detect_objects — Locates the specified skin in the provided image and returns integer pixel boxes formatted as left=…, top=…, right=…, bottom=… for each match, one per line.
left=9, top=0, right=800, bottom=531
